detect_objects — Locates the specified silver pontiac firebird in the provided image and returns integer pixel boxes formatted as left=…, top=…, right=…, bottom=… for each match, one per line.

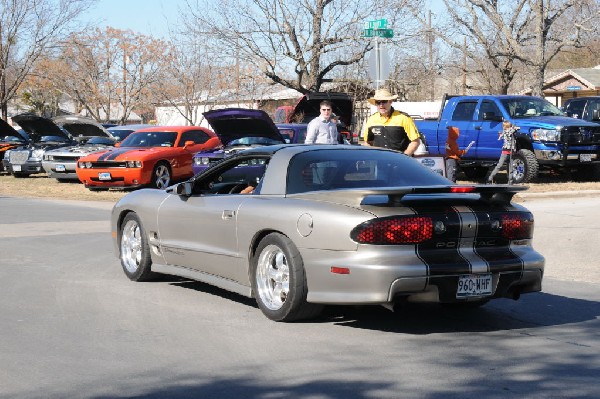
left=111, top=144, right=545, bottom=322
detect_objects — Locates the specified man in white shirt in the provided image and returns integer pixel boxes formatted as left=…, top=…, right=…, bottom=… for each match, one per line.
left=304, top=100, right=339, bottom=144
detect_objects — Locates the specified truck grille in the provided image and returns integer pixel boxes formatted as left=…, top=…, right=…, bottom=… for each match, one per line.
left=562, top=126, right=600, bottom=145
left=8, top=150, right=30, bottom=165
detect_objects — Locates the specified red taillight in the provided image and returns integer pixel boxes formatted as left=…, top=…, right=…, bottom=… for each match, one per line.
left=450, top=186, right=476, bottom=193
left=501, top=213, right=534, bottom=240
left=351, top=216, right=434, bottom=245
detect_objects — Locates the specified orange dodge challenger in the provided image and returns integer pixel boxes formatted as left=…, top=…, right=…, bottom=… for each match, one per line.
left=76, top=126, right=220, bottom=190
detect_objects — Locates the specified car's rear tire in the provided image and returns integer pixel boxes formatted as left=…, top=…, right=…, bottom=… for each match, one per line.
left=510, top=149, right=538, bottom=183
left=119, top=212, right=155, bottom=281
left=251, top=233, right=322, bottom=322
left=151, top=162, right=171, bottom=189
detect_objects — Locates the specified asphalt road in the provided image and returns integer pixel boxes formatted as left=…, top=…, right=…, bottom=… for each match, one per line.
left=1, top=195, right=599, bottom=399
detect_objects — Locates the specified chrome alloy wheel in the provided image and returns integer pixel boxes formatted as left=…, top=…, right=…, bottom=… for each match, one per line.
left=154, top=164, right=171, bottom=189
left=511, top=157, right=526, bottom=182
left=255, top=244, right=290, bottom=311
left=121, top=219, right=142, bottom=274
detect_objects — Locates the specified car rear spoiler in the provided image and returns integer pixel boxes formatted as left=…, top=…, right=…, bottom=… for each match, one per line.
left=288, top=185, right=528, bottom=207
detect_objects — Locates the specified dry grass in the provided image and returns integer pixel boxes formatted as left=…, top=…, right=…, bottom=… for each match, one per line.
left=1, top=170, right=599, bottom=202
left=0, top=174, right=127, bottom=202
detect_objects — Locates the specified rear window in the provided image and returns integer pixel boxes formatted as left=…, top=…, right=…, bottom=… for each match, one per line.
left=287, top=149, right=449, bottom=194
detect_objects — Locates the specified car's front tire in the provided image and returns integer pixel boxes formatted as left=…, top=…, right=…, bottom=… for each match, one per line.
left=251, top=233, right=322, bottom=322
left=119, top=212, right=155, bottom=281
left=151, top=162, right=171, bottom=189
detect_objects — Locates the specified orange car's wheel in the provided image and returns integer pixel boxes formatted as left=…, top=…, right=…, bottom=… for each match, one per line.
left=151, top=162, right=171, bottom=189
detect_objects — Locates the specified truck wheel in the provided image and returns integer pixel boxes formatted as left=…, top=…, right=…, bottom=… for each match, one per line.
left=572, top=164, right=600, bottom=182
left=510, top=149, right=538, bottom=183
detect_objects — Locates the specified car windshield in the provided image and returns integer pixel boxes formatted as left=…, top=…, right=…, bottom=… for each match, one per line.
left=86, top=137, right=115, bottom=145
left=287, top=149, right=450, bottom=194
left=229, top=137, right=283, bottom=146
left=120, top=131, right=177, bottom=147
left=2, top=135, right=26, bottom=143
left=109, top=129, right=135, bottom=141
left=501, top=97, right=564, bottom=118
left=278, top=127, right=307, bottom=143
left=40, top=135, right=71, bottom=144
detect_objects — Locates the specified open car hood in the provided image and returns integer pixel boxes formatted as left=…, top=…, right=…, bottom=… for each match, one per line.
left=290, top=92, right=353, bottom=126
left=203, top=108, right=285, bottom=147
left=52, top=115, right=114, bottom=140
left=11, top=113, right=72, bottom=142
left=0, top=118, right=28, bottom=141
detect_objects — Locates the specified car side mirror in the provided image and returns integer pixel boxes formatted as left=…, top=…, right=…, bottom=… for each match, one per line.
left=482, top=112, right=502, bottom=122
left=175, top=181, right=193, bottom=197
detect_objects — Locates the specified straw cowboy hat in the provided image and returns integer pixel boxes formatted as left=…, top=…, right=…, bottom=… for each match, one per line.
left=367, top=88, right=398, bottom=105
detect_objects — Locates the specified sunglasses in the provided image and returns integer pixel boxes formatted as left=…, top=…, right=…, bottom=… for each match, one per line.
left=321, top=108, right=332, bottom=111
left=375, top=100, right=389, bottom=105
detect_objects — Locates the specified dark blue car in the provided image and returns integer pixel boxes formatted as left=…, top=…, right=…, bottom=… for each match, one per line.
left=192, top=108, right=290, bottom=176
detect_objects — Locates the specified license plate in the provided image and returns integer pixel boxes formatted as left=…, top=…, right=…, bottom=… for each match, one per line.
left=456, top=274, right=493, bottom=298
left=580, top=154, right=592, bottom=162
left=98, top=172, right=111, bottom=181
left=13, top=165, right=21, bottom=171
left=55, top=164, right=65, bottom=172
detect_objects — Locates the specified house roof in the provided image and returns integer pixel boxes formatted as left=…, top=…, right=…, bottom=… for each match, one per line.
left=519, top=66, right=600, bottom=94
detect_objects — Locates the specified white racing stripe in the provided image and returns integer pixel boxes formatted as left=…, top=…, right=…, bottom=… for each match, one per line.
left=453, top=205, right=490, bottom=274
left=0, top=221, right=109, bottom=238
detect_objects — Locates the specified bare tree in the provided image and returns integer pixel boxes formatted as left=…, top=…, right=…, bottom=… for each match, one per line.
left=182, top=0, right=419, bottom=94
left=154, top=40, right=224, bottom=126
left=54, top=28, right=170, bottom=124
left=0, top=0, right=93, bottom=120
left=415, top=0, right=600, bottom=96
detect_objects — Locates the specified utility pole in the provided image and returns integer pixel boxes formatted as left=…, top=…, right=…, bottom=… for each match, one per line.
left=428, top=11, right=434, bottom=101
left=462, top=37, right=467, bottom=95
left=122, top=49, right=127, bottom=125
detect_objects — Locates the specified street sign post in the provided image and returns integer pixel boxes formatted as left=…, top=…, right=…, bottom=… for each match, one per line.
left=362, top=19, right=394, bottom=89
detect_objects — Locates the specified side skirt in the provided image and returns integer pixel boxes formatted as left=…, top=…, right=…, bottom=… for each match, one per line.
left=151, top=263, right=253, bottom=298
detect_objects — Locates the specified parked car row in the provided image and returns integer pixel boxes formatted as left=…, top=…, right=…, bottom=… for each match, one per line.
left=1, top=108, right=313, bottom=192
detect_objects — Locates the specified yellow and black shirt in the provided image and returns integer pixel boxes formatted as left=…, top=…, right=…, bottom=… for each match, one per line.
left=362, top=108, right=420, bottom=152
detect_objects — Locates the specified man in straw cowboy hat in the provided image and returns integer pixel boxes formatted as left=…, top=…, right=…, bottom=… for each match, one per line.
left=362, top=88, right=422, bottom=156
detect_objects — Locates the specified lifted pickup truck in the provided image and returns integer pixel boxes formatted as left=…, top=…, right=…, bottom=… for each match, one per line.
left=415, top=95, right=600, bottom=183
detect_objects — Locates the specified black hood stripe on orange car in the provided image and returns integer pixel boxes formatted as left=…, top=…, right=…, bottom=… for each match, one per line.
left=98, top=148, right=137, bottom=161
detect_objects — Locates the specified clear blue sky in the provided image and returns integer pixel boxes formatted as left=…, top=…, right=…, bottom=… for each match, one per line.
left=80, top=0, right=184, bottom=38
left=81, top=0, right=443, bottom=39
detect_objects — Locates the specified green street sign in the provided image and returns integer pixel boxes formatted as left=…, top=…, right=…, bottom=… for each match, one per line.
left=377, top=28, right=394, bottom=38
left=361, top=28, right=394, bottom=38
left=364, top=19, right=387, bottom=30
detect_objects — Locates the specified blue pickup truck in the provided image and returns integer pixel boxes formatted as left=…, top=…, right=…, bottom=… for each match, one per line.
left=415, top=95, right=600, bottom=183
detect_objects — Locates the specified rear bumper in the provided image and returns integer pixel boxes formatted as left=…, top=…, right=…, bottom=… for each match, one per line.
left=302, top=246, right=545, bottom=305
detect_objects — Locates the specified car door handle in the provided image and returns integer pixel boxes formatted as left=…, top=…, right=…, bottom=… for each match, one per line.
left=474, top=126, right=482, bottom=130
left=222, top=210, right=235, bottom=220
